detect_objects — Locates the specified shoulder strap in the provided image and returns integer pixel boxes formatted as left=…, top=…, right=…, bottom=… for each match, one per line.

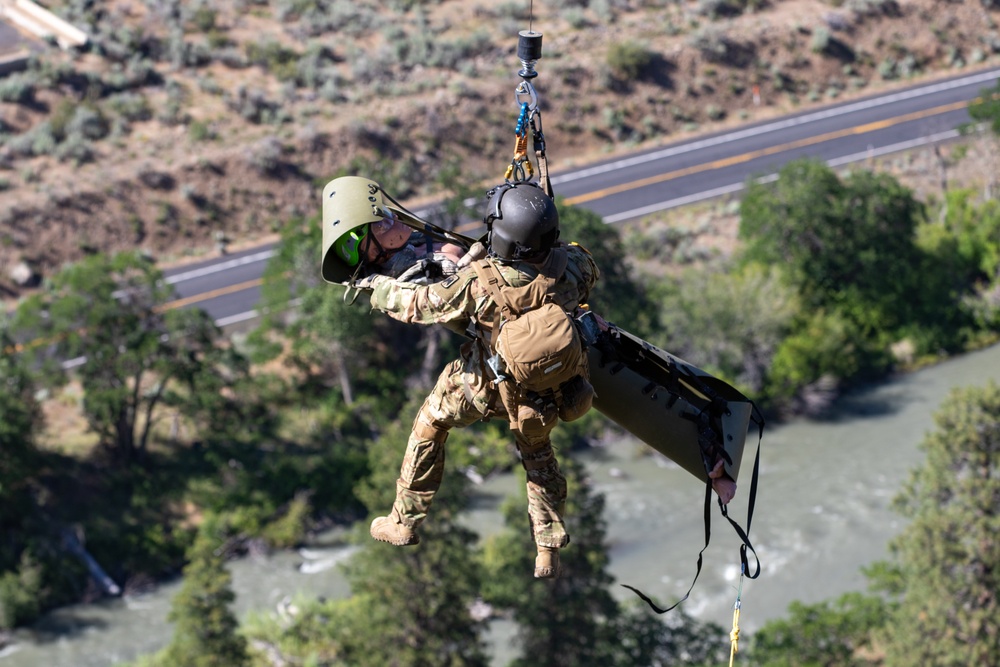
left=470, top=248, right=573, bottom=350
left=471, top=259, right=508, bottom=307
left=471, top=259, right=509, bottom=354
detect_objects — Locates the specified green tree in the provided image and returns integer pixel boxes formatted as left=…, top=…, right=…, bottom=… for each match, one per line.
left=248, top=215, right=434, bottom=415
left=749, top=591, right=890, bottom=666
left=740, top=160, right=926, bottom=337
left=965, top=80, right=1000, bottom=199
left=917, top=189, right=1000, bottom=337
left=244, top=409, right=489, bottom=667
left=0, top=324, right=46, bottom=629
left=334, top=519, right=488, bottom=666
left=557, top=202, right=659, bottom=340
left=654, top=263, right=799, bottom=397
left=876, top=382, right=1000, bottom=665
left=157, top=527, right=250, bottom=667
left=248, top=216, right=375, bottom=404
left=482, top=457, right=725, bottom=666
left=0, top=323, right=42, bottom=528
left=11, top=251, right=239, bottom=463
left=606, top=42, right=655, bottom=82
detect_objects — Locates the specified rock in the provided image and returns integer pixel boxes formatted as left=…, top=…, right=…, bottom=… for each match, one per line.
left=9, top=260, right=39, bottom=287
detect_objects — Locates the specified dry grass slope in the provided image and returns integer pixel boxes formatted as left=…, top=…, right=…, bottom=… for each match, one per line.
left=1, top=0, right=999, bottom=294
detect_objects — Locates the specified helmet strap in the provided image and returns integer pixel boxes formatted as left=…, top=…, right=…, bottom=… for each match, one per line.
left=360, top=222, right=399, bottom=268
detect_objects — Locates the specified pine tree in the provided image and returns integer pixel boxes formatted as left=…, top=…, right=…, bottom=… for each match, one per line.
left=482, top=456, right=726, bottom=666
left=0, top=324, right=46, bottom=629
left=339, top=412, right=489, bottom=667
left=0, top=325, right=42, bottom=536
left=243, top=411, right=490, bottom=666
left=879, top=382, right=1000, bottom=666
left=160, top=529, right=249, bottom=667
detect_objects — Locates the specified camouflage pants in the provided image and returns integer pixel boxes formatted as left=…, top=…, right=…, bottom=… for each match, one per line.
left=392, top=357, right=569, bottom=549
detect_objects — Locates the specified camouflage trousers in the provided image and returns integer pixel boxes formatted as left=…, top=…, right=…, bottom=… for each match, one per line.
left=392, top=357, right=570, bottom=549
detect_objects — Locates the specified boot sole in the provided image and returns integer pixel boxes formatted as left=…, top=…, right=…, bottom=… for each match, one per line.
left=370, top=532, right=420, bottom=546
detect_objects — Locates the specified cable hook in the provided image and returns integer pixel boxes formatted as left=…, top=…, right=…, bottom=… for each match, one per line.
left=514, top=80, right=538, bottom=112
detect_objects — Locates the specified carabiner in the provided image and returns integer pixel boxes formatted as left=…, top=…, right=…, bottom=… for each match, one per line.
left=514, top=80, right=538, bottom=112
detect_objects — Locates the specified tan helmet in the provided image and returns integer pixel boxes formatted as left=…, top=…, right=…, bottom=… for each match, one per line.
left=321, top=176, right=389, bottom=283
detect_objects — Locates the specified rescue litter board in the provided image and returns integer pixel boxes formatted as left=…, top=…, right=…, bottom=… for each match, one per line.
left=585, top=321, right=754, bottom=484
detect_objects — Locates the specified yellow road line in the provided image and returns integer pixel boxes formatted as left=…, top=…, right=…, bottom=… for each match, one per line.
left=562, top=99, right=970, bottom=206
left=158, top=277, right=264, bottom=311
left=7, top=96, right=980, bottom=351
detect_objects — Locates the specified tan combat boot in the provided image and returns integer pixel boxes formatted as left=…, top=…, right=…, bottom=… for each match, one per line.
left=370, top=512, right=420, bottom=546
left=534, top=546, right=560, bottom=579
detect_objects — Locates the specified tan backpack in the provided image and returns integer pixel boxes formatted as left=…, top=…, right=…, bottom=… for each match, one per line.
left=472, top=248, right=586, bottom=395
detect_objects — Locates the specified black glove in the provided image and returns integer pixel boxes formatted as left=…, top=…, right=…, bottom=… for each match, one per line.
left=396, top=259, right=444, bottom=285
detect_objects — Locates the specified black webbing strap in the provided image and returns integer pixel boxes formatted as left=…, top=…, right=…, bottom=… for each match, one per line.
left=726, top=410, right=764, bottom=580
left=622, top=480, right=714, bottom=614
left=622, top=410, right=764, bottom=613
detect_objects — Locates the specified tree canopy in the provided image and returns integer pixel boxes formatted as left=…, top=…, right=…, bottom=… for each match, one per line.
left=157, top=528, right=250, bottom=667
left=10, top=251, right=240, bottom=463
left=968, top=80, right=1000, bottom=137
left=557, top=201, right=659, bottom=340
left=482, top=457, right=727, bottom=667
left=878, top=381, right=1000, bottom=665
left=739, top=159, right=926, bottom=336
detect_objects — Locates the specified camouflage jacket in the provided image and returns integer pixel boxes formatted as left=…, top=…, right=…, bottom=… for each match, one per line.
left=367, top=241, right=600, bottom=342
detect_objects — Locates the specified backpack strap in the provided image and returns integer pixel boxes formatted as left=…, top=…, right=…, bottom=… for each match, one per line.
left=471, top=259, right=509, bottom=355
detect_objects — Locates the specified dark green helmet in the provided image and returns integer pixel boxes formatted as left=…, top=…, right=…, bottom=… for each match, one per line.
left=484, top=182, right=559, bottom=261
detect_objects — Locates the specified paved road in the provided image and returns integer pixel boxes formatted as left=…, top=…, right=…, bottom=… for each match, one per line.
left=163, top=65, right=1000, bottom=325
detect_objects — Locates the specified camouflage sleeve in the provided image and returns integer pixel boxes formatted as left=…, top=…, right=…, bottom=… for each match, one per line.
left=367, top=269, right=481, bottom=326
left=566, top=243, right=601, bottom=303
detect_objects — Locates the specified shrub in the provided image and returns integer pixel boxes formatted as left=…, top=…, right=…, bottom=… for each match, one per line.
left=606, top=41, right=655, bottom=81
left=688, top=26, right=732, bottom=63
left=261, top=495, right=311, bottom=548
left=67, top=106, right=110, bottom=141
left=0, top=72, right=36, bottom=104
left=225, top=86, right=283, bottom=124
left=188, top=120, right=215, bottom=141
left=105, top=91, right=152, bottom=123
left=245, top=39, right=301, bottom=81
left=54, top=132, right=95, bottom=164
left=845, top=0, right=899, bottom=16
left=810, top=26, right=832, bottom=53
left=245, top=136, right=285, bottom=175
left=0, top=554, right=43, bottom=629
left=878, top=57, right=897, bottom=79
left=191, top=6, right=217, bottom=31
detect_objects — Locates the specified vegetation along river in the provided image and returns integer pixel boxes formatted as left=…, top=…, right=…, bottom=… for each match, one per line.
left=2, top=343, right=999, bottom=667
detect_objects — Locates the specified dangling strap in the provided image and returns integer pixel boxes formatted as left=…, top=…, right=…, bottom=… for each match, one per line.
left=622, top=406, right=764, bottom=613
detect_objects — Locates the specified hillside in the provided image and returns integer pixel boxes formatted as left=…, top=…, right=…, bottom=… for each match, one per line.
left=1, top=0, right=999, bottom=294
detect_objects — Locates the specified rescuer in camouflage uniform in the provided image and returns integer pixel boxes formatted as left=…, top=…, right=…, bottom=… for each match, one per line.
left=356, top=182, right=599, bottom=578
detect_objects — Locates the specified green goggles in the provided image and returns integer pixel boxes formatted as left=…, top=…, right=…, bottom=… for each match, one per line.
left=334, top=224, right=369, bottom=267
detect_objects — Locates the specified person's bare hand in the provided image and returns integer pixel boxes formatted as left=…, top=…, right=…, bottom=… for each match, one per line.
left=709, top=459, right=737, bottom=505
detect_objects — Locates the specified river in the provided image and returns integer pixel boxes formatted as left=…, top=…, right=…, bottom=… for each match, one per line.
left=2, top=343, right=999, bottom=666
